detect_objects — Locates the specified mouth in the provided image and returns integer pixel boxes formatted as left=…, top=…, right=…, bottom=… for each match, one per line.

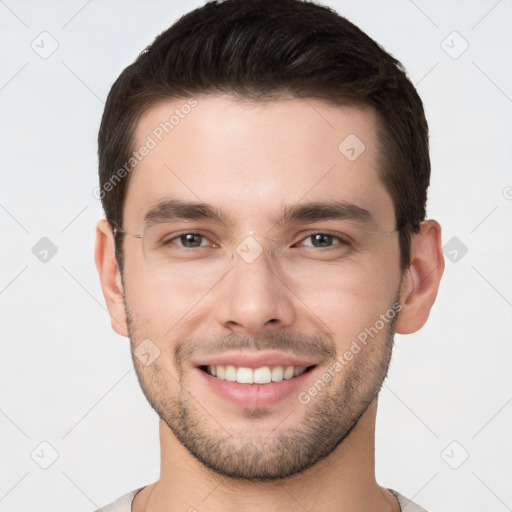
left=199, top=364, right=316, bottom=384
left=193, top=352, right=321, bottom=408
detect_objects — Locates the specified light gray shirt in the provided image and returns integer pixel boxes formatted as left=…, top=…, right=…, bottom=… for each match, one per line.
left=95, top=487, right=429, bottom=511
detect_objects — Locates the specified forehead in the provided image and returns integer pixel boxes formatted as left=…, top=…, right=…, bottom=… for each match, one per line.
left=123, top=95, right=394, bottom=231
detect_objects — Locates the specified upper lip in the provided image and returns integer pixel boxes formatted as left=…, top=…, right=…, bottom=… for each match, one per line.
left=192, top=350, right=320, bottom=369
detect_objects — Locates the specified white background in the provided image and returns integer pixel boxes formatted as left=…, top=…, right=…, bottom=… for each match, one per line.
left=1, top=1, right=511, bottom=511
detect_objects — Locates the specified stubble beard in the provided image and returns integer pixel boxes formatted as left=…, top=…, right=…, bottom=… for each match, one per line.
left=125, top=294, right=398, bottom=481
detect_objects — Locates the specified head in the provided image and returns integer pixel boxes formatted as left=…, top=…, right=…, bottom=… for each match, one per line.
left=95, top=0, right=444, bottom=480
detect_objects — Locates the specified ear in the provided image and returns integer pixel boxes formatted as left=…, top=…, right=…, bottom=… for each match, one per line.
left=94, top=219, right=129, bottom=337
left=395, top=220, right=445, bottom=334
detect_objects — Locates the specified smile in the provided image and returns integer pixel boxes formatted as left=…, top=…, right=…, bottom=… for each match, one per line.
left=203, top=364, right=311, bottom=384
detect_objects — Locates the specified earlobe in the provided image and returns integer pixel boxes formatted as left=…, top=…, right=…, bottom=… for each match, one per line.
left=94, top=219, right=129, bottom=337
left=395, top=220, right=445, bottom=335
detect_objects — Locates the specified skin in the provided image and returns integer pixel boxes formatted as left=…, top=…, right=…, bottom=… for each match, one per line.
left=95, top=95, right=444, bottom=512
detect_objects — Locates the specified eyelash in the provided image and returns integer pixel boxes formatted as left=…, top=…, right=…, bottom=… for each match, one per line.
left=166, top=232, right=351, bottom=250
left=296, top=232, right=351, bottom=249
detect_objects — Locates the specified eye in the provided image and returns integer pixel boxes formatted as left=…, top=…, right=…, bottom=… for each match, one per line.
left=170, top=233, right=212, bottom=248
left=297, top=233, right=349, bottom=249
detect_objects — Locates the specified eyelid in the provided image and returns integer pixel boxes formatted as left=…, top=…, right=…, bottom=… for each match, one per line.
left=158, top=228, right=352, bottom=249
left=294, top=230, right=352, bottom=247
left=165, top=231, right=218, bottom=247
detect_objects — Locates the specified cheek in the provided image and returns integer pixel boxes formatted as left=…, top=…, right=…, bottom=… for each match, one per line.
left=123, top=259, right=217, bottom=340
left=288, top=254, right=401, bottom=345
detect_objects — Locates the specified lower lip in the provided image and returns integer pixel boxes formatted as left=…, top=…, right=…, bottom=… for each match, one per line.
left=196, top=367, right=316, bottom=408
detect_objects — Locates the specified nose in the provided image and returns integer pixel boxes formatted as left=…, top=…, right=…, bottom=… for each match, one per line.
left=214, top=242, right=296, bottom=337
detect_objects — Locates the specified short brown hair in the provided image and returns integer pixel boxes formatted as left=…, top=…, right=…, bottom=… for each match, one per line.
left=98, top=0, right=430, bottom=273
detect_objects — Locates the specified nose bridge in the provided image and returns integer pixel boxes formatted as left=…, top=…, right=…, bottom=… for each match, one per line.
left=215, top=235, right=295, bottom=334
left=234, top=235, right=275, bottom=283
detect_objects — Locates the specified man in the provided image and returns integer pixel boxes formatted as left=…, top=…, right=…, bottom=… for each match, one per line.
left=94, top=0, right=444, bottom=510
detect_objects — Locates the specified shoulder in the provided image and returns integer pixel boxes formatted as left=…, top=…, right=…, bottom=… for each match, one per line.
left=387, top=488, right=430, bottom=512
left=93, top=487, right=144, bottom=512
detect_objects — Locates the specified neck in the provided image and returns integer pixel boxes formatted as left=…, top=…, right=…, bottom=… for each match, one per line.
left=132, top=399, right=399, bottom=512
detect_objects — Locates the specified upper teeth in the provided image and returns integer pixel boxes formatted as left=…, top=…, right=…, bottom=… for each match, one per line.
left=207, top=365, right=306, bottom=384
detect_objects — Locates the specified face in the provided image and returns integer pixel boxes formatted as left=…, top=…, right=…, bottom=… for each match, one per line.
left=120, top=95, right=403, bottom=480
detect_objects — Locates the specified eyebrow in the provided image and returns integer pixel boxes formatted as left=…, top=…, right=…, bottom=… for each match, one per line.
left=143, top=198, right=376, bottom=229
left=277, top=201, right=376, bottom=228
left=144, top=198, right=227, bottom=226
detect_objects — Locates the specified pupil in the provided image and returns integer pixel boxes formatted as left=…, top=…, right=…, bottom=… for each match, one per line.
left=182, top=234, right=201, bottom=247
left=313, top=234, right=332, bottom=247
